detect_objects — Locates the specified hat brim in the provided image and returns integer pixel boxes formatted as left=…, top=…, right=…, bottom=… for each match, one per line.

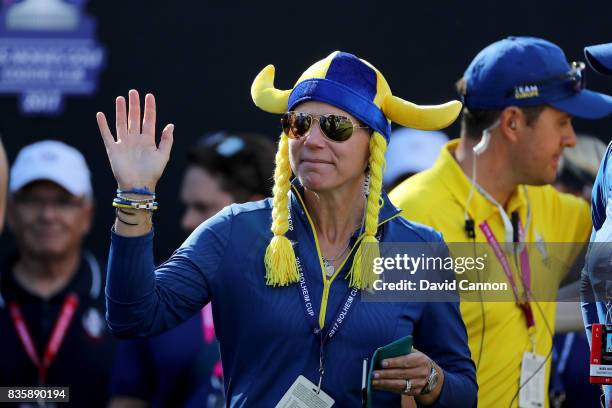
left=10, top=172, right=88, bottom=197
left=549, top=89, right=612, bottom=119
left=585, top=43, right=612, bottom=75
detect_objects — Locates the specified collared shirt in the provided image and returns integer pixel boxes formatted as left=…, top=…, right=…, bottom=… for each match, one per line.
left=0, top=252, right=115, bottom=408
left=105, top=184, right=477, bottom=407
left=390, top=139, right=591, bottom=408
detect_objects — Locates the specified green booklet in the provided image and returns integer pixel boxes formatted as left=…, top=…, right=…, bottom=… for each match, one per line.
left=364, top=335, right=413, bottom=408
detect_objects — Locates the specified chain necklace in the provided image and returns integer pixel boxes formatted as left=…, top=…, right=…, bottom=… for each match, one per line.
left=320, top=203, right=367, bottom=278
left=322, top=243, right=350, bottom=277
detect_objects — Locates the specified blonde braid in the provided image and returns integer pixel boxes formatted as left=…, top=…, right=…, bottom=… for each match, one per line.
left=347, top=131, right=387, bottom=289
left=264, top=133, right=299, bottom=286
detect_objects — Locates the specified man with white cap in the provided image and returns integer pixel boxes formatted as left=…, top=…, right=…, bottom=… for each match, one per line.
left=383, top=128, right=448, bottom=191
left=0, top=140, right=115, bottom=407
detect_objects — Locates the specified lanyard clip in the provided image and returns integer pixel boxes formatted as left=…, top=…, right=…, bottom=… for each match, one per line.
left=528, top=326, right=537, bottom=353
left=605, top=301, right=612, bottom=329
left=316, top=365, right=325, bottom=394
left=316, top=369, right=324, bottom=395
left=316, top=348, right=325, bottom=394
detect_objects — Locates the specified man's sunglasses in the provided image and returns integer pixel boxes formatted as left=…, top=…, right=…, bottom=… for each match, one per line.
left=507, top=61, right=587, bottom=98
left=565, top=61, right=587, bottom=92
left=281, top=112, right=370, bottom=143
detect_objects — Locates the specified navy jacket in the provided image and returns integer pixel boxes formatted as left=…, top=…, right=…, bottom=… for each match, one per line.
left=106, top=185, right=477, bottom=407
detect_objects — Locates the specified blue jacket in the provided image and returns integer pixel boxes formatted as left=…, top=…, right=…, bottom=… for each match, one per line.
left=582, top=142, right=612, bottom=406
left=106, top=184, right=477, bottom=407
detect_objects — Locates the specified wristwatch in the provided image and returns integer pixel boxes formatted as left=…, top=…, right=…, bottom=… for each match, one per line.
left=420, top=360, right=439, bottom=395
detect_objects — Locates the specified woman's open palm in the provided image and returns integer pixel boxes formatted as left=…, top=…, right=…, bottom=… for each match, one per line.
left=96, top=89, right=174, bottom=192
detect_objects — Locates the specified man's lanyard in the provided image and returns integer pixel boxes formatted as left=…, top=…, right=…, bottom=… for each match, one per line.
left=480, top=220, right=535, bottom=329
left=8, top=293, right=79, bottom=385
left=287, top=205, right=359, bottom=393
left=475, top=184, right=532, bottom=249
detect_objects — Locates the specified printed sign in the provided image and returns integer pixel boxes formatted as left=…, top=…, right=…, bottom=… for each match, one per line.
left=0, top=0, right=105, bottom=115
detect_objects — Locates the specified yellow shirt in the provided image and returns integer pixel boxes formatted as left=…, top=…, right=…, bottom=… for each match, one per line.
left=389, top=140, right=591, bottom=408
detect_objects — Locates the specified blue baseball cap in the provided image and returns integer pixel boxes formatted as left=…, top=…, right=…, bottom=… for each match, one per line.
left=463, top=36, right=612, bottom=119
left=585, top=43, right=612, bottom=75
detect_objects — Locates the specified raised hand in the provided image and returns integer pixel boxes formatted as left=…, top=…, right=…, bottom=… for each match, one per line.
left=96, top=90, right=174, bottom=193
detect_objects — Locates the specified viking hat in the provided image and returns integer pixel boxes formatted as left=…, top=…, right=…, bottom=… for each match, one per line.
left=251, top=51, right=462, bottom=289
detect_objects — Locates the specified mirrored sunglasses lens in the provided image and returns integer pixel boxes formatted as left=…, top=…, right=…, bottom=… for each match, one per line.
left=281, top=113, right=292, bottom=135
left=320, top=115, right=354, bottom=142
left=292, top=113, right=312, bottom=138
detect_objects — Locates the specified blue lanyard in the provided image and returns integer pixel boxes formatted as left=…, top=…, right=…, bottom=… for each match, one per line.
left=294, top=245, right=359, bottom=393
left=287, top=204, right=360, bottom=392
left=295, top=256, right=359, bottom=343
left=287, top=196, right=360, bottom=342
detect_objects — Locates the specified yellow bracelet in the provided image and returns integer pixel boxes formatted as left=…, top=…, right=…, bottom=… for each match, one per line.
left=112, top=201, right=158, bottom=211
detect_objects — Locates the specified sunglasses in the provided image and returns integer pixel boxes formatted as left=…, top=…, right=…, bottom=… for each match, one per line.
left=281, top=112, right=370, bottom=143
left=507, top=61, right=587, bottom=99
left=565, top=61, right=587, bottom=92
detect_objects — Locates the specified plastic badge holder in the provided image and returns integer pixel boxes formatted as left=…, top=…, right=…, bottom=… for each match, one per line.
left=365, top=335, right=413, bottom=408
left=590, top=324, right=612, bottom=384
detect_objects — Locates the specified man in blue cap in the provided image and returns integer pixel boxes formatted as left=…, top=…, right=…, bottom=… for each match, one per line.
left=391, top=36, right=612, bottom=407
left=581, top=41, right=612, bottom=408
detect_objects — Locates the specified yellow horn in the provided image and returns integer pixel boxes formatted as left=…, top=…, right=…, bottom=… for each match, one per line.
left=251, top=65, right=292, bottom=114
left=382, top=95, right=462, bottom=130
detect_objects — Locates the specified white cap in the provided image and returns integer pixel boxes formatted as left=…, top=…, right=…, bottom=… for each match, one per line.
left=561, top=134, right=607, bottom=179
left=383, top=128, right=449, bottom=188
left=10, top=140, right=92, bottom=198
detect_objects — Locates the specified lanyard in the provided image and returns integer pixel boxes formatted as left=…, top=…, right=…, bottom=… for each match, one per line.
left=296, top=261, right=358, bottom=343
left=296, top=256, right=359, bottom=393
left=8, top=293, right=79, bottom=385
left=475, top=185, right=532, bottom=248
left=479, top=221, right=535, bottom=329
left=288, top=202, right=359, bottom=393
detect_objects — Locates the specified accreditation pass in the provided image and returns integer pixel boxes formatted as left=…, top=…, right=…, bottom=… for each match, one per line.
left=519, top=352, right=545, bottom=408
left=275, top=376, right=335, bottom=408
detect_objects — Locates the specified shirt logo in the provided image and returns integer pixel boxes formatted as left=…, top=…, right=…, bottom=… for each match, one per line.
left=514, top=85, right=539, bottom=99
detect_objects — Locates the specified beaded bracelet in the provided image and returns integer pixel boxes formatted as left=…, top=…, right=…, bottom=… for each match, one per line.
left=116, top=188, right=156, bottom=196
left=116, top=193, right=156, bottom=203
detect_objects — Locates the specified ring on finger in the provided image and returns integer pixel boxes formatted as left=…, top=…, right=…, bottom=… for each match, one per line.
left=402, top=379, right=412, bottom=394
